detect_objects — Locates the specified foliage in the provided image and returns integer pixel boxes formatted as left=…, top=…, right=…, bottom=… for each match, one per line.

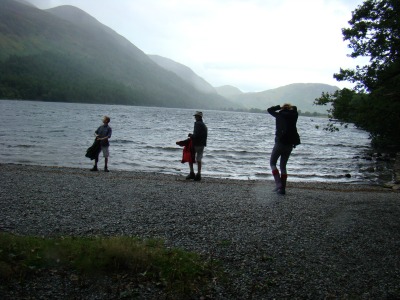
left=315, top=0, right=400, bottom=149
left=0, top=233, right=221, bottom=297
left=315, top=88, right=357, bottom=122
left=334, top=0, right=400, bottom=92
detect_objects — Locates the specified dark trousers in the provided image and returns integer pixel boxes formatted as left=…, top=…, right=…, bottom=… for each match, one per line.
left=270, top=139, right=293, bottom=174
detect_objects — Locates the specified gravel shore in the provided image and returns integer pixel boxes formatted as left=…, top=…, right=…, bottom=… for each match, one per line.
left=1, top=163, right=399, bottom=299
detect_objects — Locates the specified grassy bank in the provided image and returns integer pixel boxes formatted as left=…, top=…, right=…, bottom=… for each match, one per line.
left=0, top=232, right=221, bottom=297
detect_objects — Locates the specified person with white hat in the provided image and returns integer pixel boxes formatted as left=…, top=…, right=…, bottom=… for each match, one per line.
left=187, top=111, right=208, bottom=181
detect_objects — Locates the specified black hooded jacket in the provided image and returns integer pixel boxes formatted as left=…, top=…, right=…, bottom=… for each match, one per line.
left=267, top=105, right=300, bottom=146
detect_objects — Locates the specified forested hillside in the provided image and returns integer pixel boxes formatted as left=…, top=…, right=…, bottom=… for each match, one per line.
left=0, top=0, right=239, bottom=109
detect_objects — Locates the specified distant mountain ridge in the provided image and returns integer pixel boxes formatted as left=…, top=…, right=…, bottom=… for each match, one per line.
left=218, top=83, right=338, bottom=113
left=148, top=56, right=337, bottom=113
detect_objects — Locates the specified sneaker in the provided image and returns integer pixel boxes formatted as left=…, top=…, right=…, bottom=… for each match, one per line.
left=104, top=168, right=109, bottom=172
left=90, top=166, right=98, bottom=171
left=194, top=173, right=201, bottom=181
left=186, top=172, right=195, bottom=180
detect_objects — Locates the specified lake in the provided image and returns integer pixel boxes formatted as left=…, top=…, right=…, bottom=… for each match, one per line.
left=0, top=100, right=393, bottom=184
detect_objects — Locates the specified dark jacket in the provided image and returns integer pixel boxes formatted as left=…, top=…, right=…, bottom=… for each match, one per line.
left=267, top=105, right=300, bottom=146
left=85, top=139, right=101, bottom=160
left=191, top=119, right=208, bottom=147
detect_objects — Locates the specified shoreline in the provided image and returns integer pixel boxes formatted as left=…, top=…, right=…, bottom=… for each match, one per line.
left=1, top=162, right=396, bottom=189
left=1, top=163, right=399, bottom=299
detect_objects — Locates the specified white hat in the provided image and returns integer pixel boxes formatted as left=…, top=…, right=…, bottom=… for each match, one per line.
left=193, top=111, right=203, bottom=117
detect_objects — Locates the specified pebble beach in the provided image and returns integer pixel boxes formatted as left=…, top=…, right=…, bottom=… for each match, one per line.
left=0, top=163, right=399, bottom=299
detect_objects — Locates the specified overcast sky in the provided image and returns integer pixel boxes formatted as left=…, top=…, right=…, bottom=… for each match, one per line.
left=28, top=0, right=366, bottom=92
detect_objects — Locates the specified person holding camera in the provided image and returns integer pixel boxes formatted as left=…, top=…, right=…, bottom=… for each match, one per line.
left=267, top=104, right=300, bottom=195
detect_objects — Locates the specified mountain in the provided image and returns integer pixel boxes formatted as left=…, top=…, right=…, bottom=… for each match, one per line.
left=225, top=83, right=339, bottom=113
left=148, top=55, right=217, bottom=94
left=215, top=85, right=244, bottom=98
left=146, top=55, right=337, bottom=114
left=14, top=0, right=34, bottom=6
left=0, top=0, right=239, bottom=110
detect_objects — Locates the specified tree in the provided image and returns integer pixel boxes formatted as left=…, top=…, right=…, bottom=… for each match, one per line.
left=334, top=0, right=400, bottom=92
left=315, top=0, right=400, bottom=149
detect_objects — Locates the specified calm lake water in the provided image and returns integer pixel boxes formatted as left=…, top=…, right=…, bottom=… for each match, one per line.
left=0, top=100, right=394, bottom=184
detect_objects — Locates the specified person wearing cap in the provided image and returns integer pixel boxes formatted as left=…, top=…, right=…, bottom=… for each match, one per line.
left=187, top=111, right=208, bottom=181
left=267, top=103, right=300, bottom=195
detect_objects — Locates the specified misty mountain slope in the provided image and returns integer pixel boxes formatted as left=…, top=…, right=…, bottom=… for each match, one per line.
left=149, top=55, right=217, bottom=94
left=0, top=0, right=79, bottom=60
left=229, top=83, right=338, bottom=113
left=44, top=5, right=162, bottom=87
left=14, top=0, right=34, bottom=7
left=46, top=5, right=143, bottom=58
left=0, top=0, right=239, bottom=109
left=44, top=5, right=226, bottom=107
left=215, top=85, right=244, bottom=98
